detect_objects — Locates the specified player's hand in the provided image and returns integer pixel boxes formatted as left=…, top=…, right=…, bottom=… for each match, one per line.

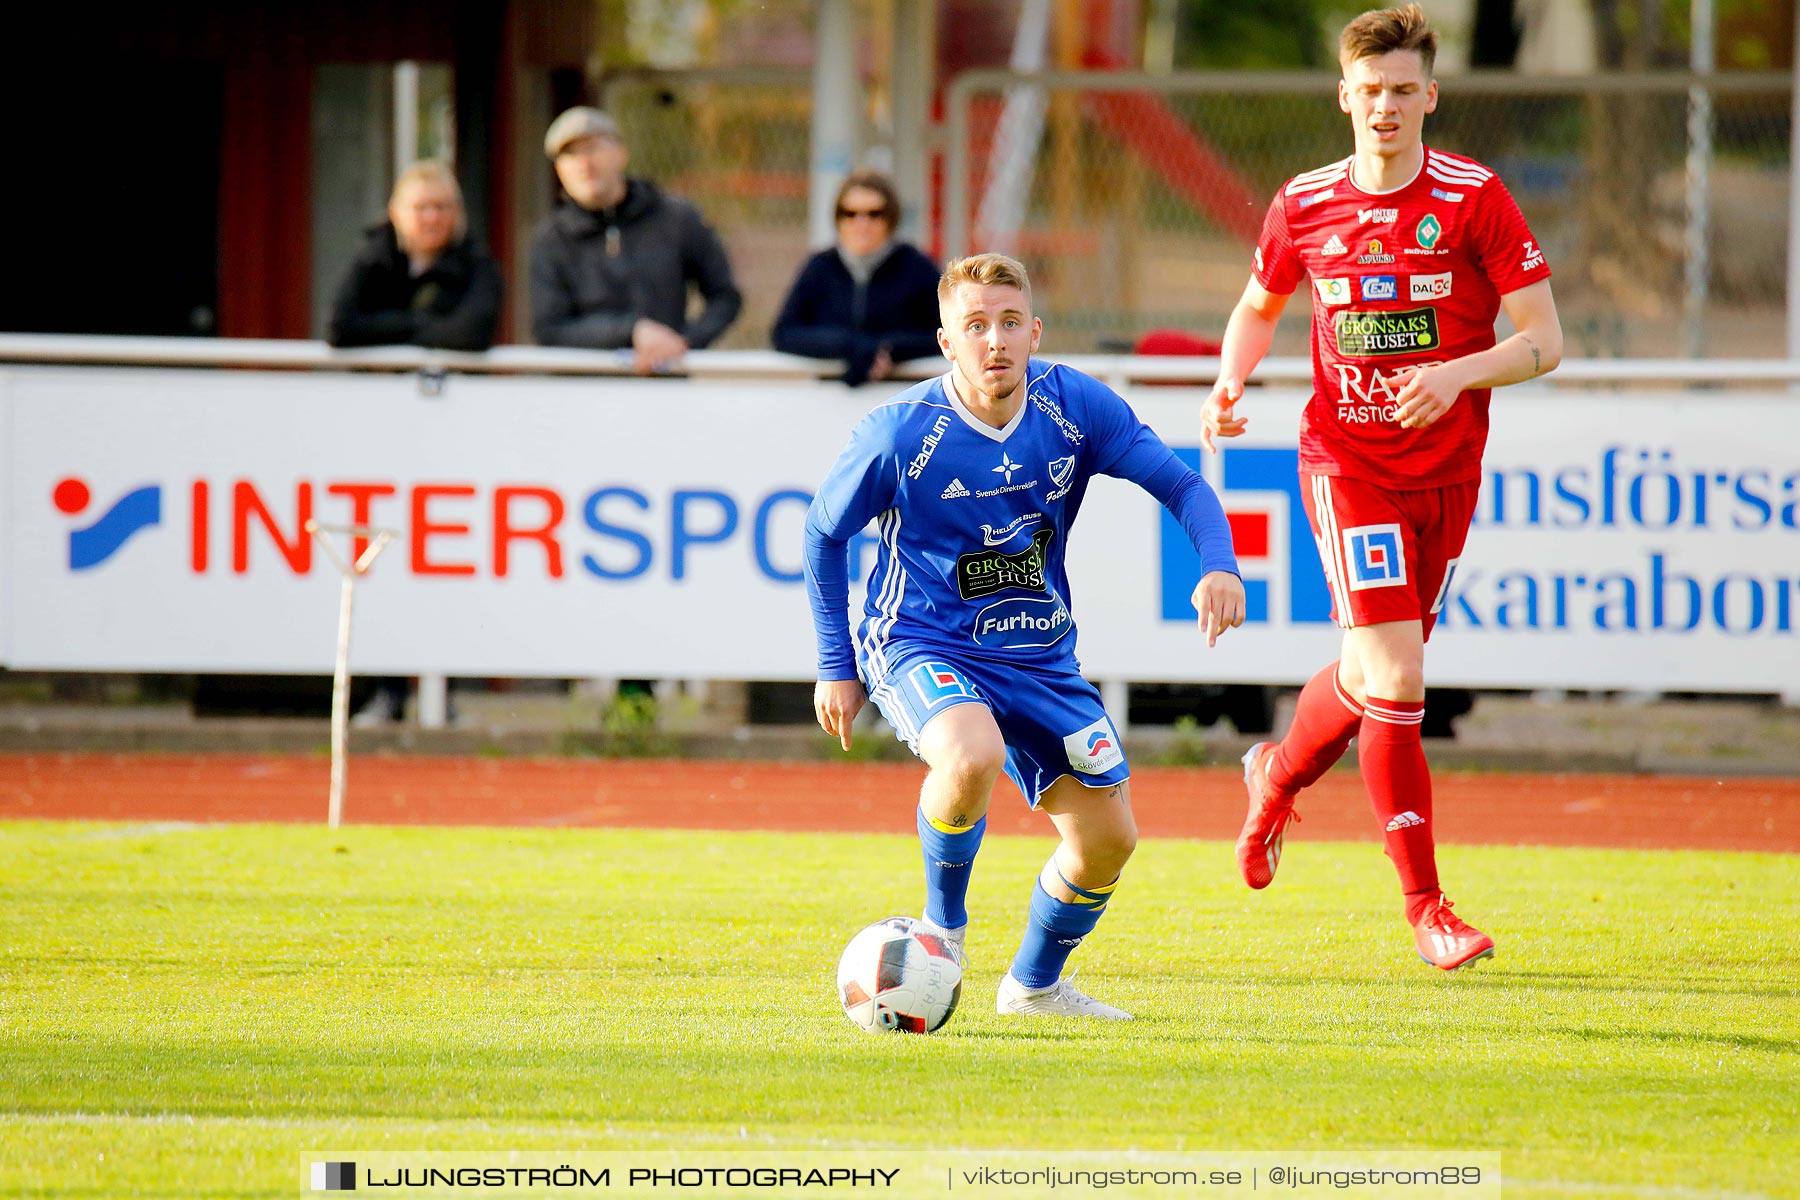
left=1192, top=570, right=1247, bottom=648
left=815, top=679, right=867, bottom=751
left=1201, top=377, right=1247, bottom=453
left=631, top=318, right=689, bottom=375
left=1392, top=362, right=1466, bottom=429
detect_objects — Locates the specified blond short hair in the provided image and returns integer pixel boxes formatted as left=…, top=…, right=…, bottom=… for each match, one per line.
left=389, top=160, right=467, bottom=241
left=938, top=253, right=1032, bottom=306
left=1339, top=4, right=1437, bottom=76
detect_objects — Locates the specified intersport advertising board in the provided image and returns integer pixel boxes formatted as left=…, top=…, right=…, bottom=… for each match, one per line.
left=2, top=365, right=1795, bottom=694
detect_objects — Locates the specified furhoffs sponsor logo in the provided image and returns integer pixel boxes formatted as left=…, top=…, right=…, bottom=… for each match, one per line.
left=972, top=596, right=1071, bottom=649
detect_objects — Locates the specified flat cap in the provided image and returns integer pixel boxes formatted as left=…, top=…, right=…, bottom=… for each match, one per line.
left=544, top=107, right=621, bottom=159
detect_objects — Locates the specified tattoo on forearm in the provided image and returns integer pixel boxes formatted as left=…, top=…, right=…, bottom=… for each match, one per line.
left=1522, top=334, right=1540, bottom=376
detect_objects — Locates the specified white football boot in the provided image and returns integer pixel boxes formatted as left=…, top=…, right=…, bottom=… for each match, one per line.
left=996, top=973, right=1132, bottom=1019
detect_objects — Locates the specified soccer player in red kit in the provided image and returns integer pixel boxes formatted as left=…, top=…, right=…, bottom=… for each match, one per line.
left=1200, top=4, right=1563, bottom=970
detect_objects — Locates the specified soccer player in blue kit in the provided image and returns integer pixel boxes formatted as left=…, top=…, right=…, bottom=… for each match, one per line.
left=805, top=253, right=1246, bottom=1019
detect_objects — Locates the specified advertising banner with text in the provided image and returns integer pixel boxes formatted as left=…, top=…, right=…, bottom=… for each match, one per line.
left=2, top=366, right=1794, bottom=693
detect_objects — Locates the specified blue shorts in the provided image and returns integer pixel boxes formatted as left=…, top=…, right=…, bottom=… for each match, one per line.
left=860, top=644, right=1129, bottom=807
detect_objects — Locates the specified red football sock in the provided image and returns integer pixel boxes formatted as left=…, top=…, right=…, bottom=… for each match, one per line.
left=1268, top=662, right=1363, bottom=793
left=1358, top=695, right=1440, bottom=922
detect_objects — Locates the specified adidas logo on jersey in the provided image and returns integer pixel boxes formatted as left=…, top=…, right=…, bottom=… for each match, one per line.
left=1386, top=811, right=1425, bottom=832
left=941, top=478, right=970, bottom=499
left=1321, top=234, right=1348, bottom=256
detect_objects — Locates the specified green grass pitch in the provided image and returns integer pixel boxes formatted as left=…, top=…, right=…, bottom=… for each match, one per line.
left=1, top=820, right=1794, bottom=1199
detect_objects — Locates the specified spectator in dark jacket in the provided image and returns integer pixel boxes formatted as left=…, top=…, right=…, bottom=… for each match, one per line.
left=328, top=160, right=500, bottom=351
left=772, top=170, right=940, bottom=386
left=530, top=106, right=741, bottom=374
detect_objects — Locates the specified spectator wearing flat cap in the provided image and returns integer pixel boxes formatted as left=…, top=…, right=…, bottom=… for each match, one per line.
left=328, top=160, right=501, bottom=351
left=529, top=106, right=742, bottom=373
left=772, top=170, right=940, bottom=386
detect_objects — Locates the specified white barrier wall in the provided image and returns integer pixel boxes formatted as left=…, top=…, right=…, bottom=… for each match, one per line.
left=2, top=365, right=1796, bottom=695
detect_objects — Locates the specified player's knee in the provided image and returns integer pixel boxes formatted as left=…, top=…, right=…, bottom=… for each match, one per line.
left=1101, top=825, right=1138, bottom=872
left=934, top=735, right=1006, bottom=790
left=1364, top=660, right=1425, bottom=700
left=1070, top=823, right=1137, bottom=878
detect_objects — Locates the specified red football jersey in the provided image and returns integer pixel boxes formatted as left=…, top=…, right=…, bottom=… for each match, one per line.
left=1253, top=147, right=1552, bottom=488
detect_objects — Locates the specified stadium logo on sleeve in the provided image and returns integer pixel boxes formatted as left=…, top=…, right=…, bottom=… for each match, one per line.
left=54, top=477, right=163, bottom=570
left=906, top=414, right=953, bottom=480
left=1062, top=716, right=1124, bottom=774
left=1344, top=523, right=1408, bottom=590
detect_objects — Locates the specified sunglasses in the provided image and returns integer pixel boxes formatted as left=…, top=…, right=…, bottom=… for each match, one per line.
left=836, top=207, right=890, bottom=221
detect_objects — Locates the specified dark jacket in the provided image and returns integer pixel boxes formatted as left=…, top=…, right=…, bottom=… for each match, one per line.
left=771, top=243, right=941, bottom=385
left=327, top=224, right=501, bottom=350
left=529, top=179, right=741, bottom=349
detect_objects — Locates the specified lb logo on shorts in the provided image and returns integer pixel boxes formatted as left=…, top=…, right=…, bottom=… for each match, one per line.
left=1062, top=716, right=1124, bottom=775
left=907, top=662, right=978, bottom=708
left=1343, top=523, right=1407, bottom=591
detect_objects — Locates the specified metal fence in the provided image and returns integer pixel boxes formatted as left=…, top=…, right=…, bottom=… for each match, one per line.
left=601, top=69, right=816, bottom=354
left=600, top=68, right=1793, bottom=360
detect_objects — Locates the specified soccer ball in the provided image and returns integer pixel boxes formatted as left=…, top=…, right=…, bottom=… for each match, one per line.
left=836, top=916, right=963, bottom=1034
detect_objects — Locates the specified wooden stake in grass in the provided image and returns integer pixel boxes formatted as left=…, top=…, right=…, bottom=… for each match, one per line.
left=304, top=520, right=396, bottom=830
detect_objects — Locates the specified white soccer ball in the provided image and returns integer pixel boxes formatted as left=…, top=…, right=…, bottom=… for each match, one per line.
left=835, top=916, right=964, bottom=1034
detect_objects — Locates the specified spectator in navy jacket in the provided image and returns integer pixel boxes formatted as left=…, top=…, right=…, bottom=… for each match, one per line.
left=328, top=161, right=500, bottom=351
left=772, top=170, right=940, bottom=386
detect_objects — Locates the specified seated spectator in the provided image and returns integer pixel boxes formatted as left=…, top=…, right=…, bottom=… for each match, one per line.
left=531, top=106, right=741, bottom=373
left=328, top=160, right=500, bottom=351
left=772, top=170, right=940, bottom=385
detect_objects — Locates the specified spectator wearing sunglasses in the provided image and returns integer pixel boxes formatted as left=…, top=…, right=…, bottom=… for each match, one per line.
left=773, top=170, right=941, bottom=386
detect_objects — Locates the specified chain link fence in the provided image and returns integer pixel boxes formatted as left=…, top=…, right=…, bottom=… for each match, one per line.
left=601, top=69, right=816, bottom=352
left=601, top=68, right=1792, bottom=358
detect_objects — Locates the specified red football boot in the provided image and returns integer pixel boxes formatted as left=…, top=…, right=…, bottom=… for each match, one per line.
left=1235, top=742, right=1300, bottom=889
left=1412, top=896, right=1496, bottom=970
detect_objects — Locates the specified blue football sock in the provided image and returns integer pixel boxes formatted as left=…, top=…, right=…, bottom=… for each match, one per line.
left=1008, top=868, right=1119, bottom=990
left=916, top=806, right=986, bottom=930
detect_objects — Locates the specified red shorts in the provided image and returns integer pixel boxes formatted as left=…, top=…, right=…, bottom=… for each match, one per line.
left=1300, top=474, right=1478, bottom=640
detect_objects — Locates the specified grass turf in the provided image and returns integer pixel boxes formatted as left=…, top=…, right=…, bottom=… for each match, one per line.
left=0, top=820, right=1794, bottom=1199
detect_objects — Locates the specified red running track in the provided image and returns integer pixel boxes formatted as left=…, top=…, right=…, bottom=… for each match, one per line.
left=0, top=754, right=1793, bottom=852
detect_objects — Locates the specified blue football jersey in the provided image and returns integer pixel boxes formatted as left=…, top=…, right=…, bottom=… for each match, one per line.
left=804, top=361, right=1239, bottom=679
